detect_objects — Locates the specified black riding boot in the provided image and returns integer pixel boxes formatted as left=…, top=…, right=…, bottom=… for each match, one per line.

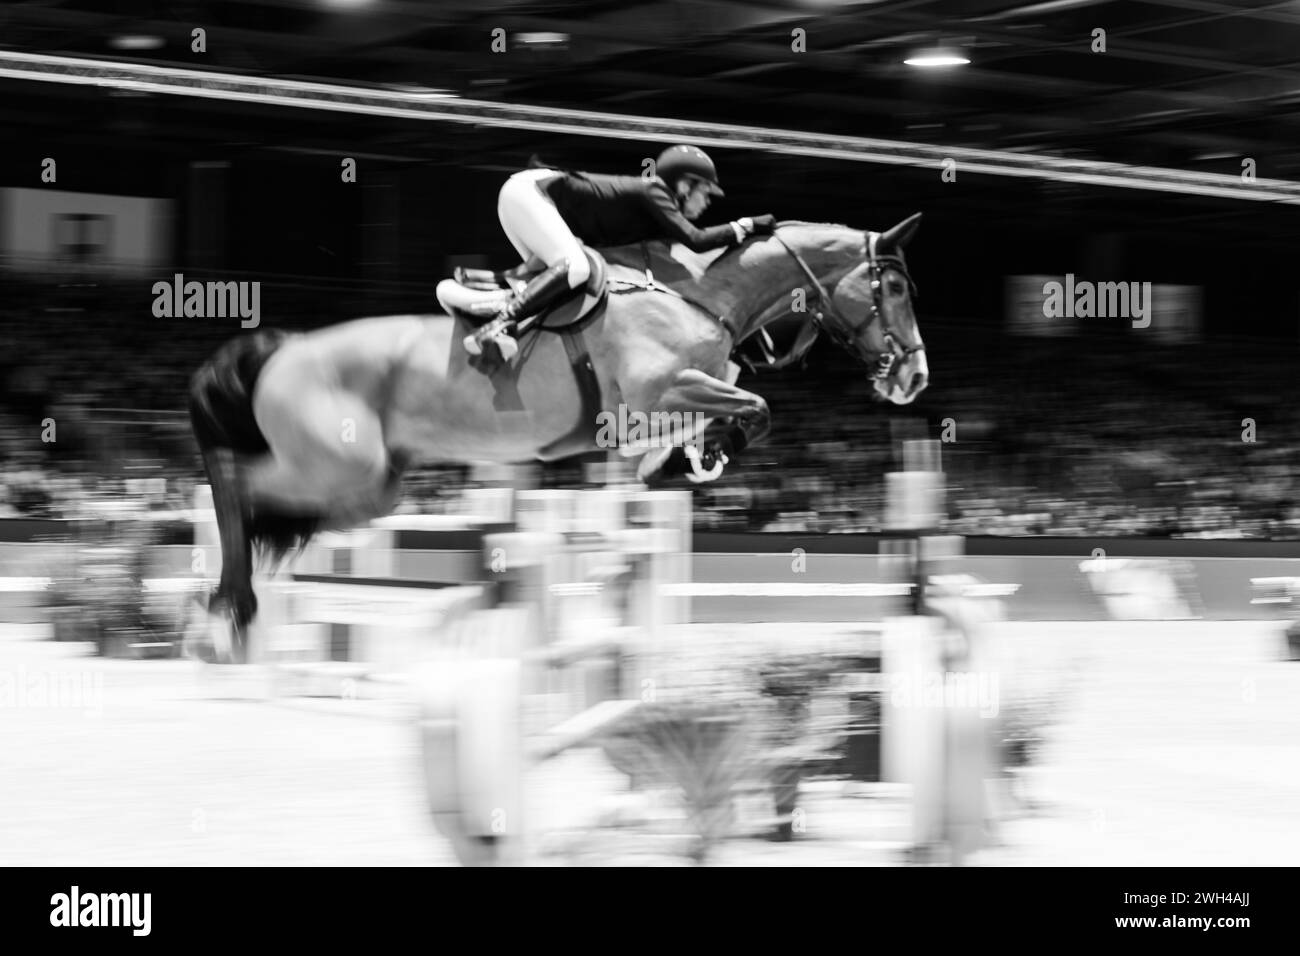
left=464, top=261, right=575, bottom=360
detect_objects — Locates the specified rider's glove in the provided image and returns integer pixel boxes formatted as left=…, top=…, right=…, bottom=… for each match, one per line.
left=749, top=214, right=776, bottom=235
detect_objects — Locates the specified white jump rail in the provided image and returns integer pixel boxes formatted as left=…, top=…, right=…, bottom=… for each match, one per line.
left=1250, top=576, right=1300, bottom=605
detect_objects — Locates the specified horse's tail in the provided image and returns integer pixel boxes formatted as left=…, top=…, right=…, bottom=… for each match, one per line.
left=188, top=330, right=322, bottom=635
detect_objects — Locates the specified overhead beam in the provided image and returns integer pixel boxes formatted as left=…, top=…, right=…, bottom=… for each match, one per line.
left=2, top=50, right=1299, bottom=204
left=1137, top=0, right=1300, bottom=26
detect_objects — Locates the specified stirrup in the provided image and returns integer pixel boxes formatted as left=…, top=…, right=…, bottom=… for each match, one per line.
left=464, top=321, right=518, bottom=361
left=471, top=332, right=518, bottom=362
left=466, top=317, right=507, bottom=349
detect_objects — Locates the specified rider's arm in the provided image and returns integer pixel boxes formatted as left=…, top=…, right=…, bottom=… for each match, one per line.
left=642, top=181, right=745, bottom=252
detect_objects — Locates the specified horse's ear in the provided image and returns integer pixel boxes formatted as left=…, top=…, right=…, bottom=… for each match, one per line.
left=877, top=212, right=923, bottom=252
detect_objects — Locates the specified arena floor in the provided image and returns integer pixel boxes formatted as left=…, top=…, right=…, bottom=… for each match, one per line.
left=1, top=618, right=1297, bottom=867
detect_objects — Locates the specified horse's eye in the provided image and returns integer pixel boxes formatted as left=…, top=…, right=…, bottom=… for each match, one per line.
left=889, top=280, right=905, bottom=296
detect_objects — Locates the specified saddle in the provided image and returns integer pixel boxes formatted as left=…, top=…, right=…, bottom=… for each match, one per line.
left=436, top=248, right=609, bottom=462
left=436, top=248, right=608, bottom=332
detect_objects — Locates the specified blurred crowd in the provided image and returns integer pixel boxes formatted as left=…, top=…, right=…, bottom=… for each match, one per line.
left=3, top=272, right=1299, bottom=539
left=693, top=324, right=1300, bottom=537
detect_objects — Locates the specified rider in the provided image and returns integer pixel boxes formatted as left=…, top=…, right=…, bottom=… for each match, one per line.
left=464, top=145, right=777, bottom=361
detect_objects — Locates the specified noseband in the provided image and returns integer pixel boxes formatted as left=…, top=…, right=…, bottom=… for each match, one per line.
left=773, top=230, right=926, bottom=381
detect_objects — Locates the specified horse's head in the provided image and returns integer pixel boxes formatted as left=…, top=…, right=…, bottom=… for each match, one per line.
left=824, top=213, right=928, bottom=405
left=675, top=215, right=929, bottom=402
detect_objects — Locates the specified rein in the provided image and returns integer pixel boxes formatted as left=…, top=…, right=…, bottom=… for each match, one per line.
left=772, top=229, right=925, bottom=380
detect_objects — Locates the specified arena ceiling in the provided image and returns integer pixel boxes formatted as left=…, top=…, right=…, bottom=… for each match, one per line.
left=1, top=0, right=1298, bottom=236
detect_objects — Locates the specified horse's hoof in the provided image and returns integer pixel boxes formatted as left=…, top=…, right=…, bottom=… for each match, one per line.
left=684, top=444, right=726, bottom=483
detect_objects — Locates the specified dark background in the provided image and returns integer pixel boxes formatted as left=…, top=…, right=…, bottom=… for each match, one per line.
left=0, top=0, right=1298, bottom=537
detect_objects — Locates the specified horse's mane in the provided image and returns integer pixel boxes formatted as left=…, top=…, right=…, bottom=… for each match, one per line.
left=600, top=220, right=867, bottom=332
left=602, top=221, right=859, bottom=276
left=705, top=220, right=859, bottom=271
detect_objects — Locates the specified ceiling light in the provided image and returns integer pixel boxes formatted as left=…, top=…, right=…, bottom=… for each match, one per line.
left=904, top=47, right=969, bottom=68
left=515, top=32, right=568, bottom=45
left=110, top=35, right=165, bottom=51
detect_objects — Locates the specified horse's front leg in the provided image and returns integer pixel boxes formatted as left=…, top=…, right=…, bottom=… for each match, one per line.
left=647, top=368, right=771, bottom=482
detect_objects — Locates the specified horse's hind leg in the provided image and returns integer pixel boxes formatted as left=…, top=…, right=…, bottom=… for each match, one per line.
left=246, top=382, right=394, bottom=517
left=243, top=384, right=407, bottom=533
left=316, top=454, right=407, bottom=531
left=203, top=443, right=399, bottom=664
left=242, top=447, right=399, bottom=528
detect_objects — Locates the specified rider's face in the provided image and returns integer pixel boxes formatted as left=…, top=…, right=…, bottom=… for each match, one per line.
left=678, top=178, right=711, bottom=221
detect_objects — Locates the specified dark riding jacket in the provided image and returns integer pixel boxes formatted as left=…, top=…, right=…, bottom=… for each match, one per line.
left=539, top=171, right=739, bottom=253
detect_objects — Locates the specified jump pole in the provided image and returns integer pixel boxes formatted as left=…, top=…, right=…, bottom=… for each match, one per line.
left=419, top=475, right=689, bottom=865
left=880, top=439, right=986, bottom=862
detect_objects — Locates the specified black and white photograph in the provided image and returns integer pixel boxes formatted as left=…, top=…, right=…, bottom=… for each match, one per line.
left=0, top=0, right=1290, bottom=914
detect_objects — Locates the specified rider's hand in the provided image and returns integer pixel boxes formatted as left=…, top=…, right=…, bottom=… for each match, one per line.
left=750, top=214, right=777, bottom=235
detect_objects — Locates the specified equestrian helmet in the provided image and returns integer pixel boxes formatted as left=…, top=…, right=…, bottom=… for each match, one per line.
left=656, top=145, right=725, bottom=197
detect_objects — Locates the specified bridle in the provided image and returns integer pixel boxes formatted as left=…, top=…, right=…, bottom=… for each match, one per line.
left=772, top=229, right=926, bottom=381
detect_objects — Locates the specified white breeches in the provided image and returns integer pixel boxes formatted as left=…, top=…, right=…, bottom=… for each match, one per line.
left=497, top=168, right=591, bottom=289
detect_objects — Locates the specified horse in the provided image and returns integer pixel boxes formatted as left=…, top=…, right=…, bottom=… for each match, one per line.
left=188, top=215, right=928, bottom=659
